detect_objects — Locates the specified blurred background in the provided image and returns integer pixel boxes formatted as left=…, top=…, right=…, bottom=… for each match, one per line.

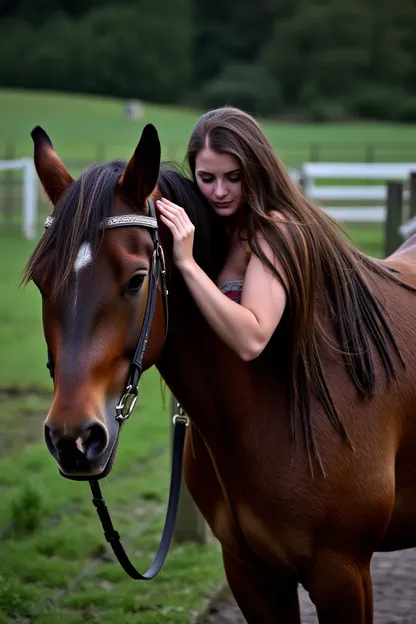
left=0, top=1, right=416, bottom=623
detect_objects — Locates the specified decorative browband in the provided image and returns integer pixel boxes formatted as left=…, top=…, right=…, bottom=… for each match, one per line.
left=44, top=214, right=158, bottom=230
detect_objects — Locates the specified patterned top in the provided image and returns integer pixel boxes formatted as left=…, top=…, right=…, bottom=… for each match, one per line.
left=219, top=279, right=244, bottom=304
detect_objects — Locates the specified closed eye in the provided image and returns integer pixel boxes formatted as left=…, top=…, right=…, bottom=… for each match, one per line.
left=124, top=274, right=145, bottom=296
left=197, top=171, right=241, bottom=184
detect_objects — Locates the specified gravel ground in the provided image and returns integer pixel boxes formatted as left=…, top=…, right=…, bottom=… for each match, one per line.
left=195, top=549, right=416, bottom=623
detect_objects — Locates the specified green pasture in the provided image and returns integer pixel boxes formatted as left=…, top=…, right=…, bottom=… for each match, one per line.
left=0, top=87, right=399, bottom=622
left=0, top=232, right=225, bottom=623
left=1, top=88, right=416, bottom=168
left=0, top=222, right=383, bottom=623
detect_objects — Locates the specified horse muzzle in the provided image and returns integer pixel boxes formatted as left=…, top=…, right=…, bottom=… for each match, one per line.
left=44, top=417, right=111, bottom=475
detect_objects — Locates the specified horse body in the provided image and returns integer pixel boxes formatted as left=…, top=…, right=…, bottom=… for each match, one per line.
left=26, top=124, right=416, bottom=623
left=157, top=236, right=416, bottom=622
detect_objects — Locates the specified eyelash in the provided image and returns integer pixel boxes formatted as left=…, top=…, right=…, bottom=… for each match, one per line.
left=200, top=176, right=240, bottom=184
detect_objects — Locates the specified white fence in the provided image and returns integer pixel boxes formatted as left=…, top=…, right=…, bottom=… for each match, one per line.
left=0, top=159, right=38, bottom=240
left=300, top=162, right=416, bottom=224
left=2, top=160, right=416, bottom=240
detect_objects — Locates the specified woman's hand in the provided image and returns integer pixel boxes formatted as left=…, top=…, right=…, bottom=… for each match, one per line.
left=156, top=198, right=196, bottom=270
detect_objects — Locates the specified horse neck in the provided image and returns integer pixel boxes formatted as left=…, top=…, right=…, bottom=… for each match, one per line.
left=157, top=285, right=221, bottom=416
left=155, top=279, right=286, bottom=450
left=156, top=281, right=230, bottom=435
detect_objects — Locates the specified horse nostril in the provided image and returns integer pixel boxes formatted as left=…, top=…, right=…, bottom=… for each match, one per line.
left=44, top=420, right=108, bottom=464
left=44, top=422, right=58, bottom=456
left=82, top=423, right=108, bottom=461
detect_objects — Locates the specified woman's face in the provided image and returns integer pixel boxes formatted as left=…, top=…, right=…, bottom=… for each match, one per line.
left=195, top=148, right=244, bottom=218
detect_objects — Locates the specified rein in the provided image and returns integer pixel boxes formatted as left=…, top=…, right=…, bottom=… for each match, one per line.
left=44, top=199, right=188, bottom=580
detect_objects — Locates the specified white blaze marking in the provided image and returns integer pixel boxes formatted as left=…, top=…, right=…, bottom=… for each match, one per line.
left=73, top=243, right=93, bottom=312
left=74, top=243, right=93, bottom=272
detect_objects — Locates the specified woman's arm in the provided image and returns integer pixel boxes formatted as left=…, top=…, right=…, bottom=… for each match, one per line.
left=157, top=198, right=287, bottom=361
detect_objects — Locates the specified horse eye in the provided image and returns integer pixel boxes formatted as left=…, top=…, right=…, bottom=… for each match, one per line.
left=125, top=274, right=145, bottom=295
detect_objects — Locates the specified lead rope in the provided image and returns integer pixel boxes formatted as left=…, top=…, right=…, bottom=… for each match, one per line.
left=89, top=199, right=187, bottom=580
left=45, top=199, right=184, bottom=580
left=89, top=404, right=189, bottom=580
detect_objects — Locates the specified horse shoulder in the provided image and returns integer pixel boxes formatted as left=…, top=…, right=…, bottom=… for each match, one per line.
left=183, top=425, right=255, bottom=561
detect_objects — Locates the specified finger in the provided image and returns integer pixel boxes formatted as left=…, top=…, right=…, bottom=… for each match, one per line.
left=159, top=198, right=187, bottom=218
left=157, top=201, right=190, bottom=232
left=159, top=200, right=191, bottom=228
left=159, top=214, right=181, bottom=238
left=157, top=199, right=180, bottom=218
left=157, top=199, right=181, bottom=216
left=161, top=198, right=182, bottom=210
left=158, top=198, right=180, bottom=211
left=158, top=204, right=185, bottom=232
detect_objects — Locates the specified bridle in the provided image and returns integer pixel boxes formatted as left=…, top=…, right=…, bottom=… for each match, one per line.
left=43, top=198, right=189, bottom=580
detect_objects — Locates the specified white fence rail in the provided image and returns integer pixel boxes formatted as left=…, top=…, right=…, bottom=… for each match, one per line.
left=300, top=162, right=416, bottom=224
left=0, top=158, right=38, bottom=240
left=2, top=160, right=416, bottom=239
left=301, top=162, right=416, bottom=179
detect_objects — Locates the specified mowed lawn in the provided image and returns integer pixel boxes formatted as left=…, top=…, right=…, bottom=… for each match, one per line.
left=0, top=87, right=403, bottom=622
left=1, top=88, right=416, bottom=168
left=0, top=232, right=225, bottom=623
left=0, top=224, right=384, bottom=623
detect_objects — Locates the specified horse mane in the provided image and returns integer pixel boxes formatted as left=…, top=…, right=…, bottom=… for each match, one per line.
left=23, top=160, right=126, bottom=298
left=23, top=161, right=226, bottom=298
left=24, top=158, right=411, bottom=474
left=251, top=211, right=412, bottom=474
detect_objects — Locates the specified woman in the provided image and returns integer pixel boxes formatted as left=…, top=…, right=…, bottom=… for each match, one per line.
left=157, top=107, right=289, bottom=362
left=157, top=106, right=405, bottom=463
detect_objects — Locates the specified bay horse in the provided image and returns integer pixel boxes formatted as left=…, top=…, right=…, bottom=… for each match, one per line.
left=25, top=124, right=416, bottom=623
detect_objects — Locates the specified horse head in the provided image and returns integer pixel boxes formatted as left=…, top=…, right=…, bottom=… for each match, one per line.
left=27, top=124, right=168, bottom=479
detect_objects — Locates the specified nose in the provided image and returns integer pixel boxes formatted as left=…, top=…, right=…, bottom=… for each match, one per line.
left=44, top=419, right=108, bottom=468
left=214, top=180, right=227, bottom=199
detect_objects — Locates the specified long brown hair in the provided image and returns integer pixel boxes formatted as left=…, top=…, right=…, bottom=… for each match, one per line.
left=187, top=106, right=409, bottom=472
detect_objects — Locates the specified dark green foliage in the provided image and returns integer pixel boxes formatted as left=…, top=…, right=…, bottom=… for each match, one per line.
left=0, top=1, right=192, bottom=103
left=200, top=63, right=281, bottom=116
left=0, top=0, right=415, bottom=120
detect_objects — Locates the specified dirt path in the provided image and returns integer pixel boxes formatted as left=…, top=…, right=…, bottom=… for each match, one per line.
left=196, top=549, right=416, bottom=623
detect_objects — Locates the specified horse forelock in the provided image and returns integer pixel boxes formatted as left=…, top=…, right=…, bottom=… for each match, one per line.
left=24, top=160, right=128, bottom=298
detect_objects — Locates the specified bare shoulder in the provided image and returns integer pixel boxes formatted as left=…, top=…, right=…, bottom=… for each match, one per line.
left=251, top=211, right=290, bottom=288
left=255, top=210, right=290, bottom=246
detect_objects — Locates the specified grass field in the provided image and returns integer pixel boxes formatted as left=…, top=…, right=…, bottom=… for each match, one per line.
left=0, top=87, right=407, bottom=622
left=0, top=228, right=384, bottom=623
left=0, top=231, right=225, bottom=623
left=1, top=88, right=416, bottom=168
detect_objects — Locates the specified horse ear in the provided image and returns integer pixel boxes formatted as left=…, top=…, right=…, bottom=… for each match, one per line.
left=121, top=124, right=161, bottom=205
left=31, top=126, right=74, bottom=206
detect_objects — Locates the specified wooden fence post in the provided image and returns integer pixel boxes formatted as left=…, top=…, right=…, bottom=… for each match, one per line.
left=384, top=181, right=403, bottom=257
left=170, top=394, right=207, bottom=544
left=409, top=171, right=416, bottom=221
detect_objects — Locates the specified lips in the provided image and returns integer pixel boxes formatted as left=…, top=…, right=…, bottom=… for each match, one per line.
left=215, top=202, right=232, bottom=209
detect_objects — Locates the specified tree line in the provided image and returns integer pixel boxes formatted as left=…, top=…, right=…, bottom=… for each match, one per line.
left=1, top=0, right=415, bottom=121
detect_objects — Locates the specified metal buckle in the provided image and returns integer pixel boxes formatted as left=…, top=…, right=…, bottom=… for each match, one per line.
left=158, top=243, right=169, bottom=296
left=172, top=403, right=189, bottom=426
left=115, top=385, right=138, bottom=422
left=158, top=243, right=166, bottom=276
